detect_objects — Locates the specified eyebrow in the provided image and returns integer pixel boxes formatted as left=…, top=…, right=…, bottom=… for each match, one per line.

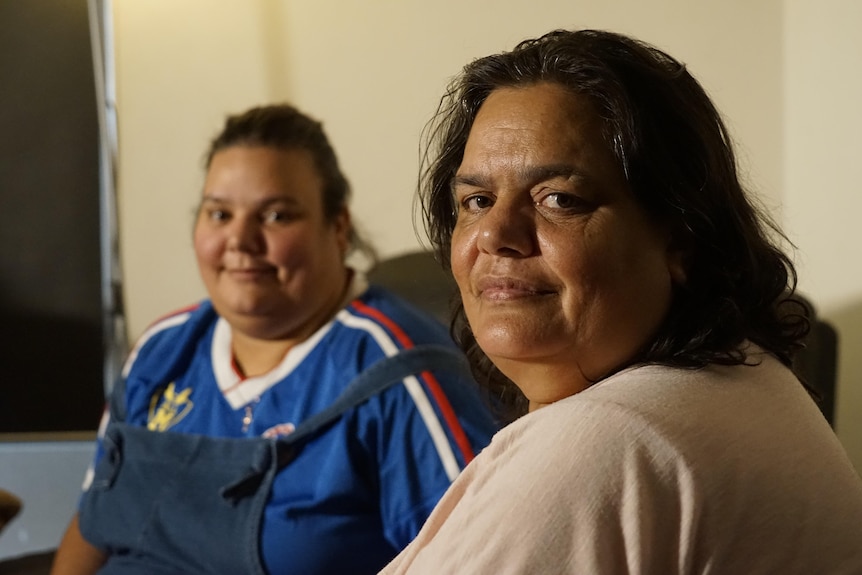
left=199, top=195, right=301, bottom=208
left=452, top=164, right=584, bottom=191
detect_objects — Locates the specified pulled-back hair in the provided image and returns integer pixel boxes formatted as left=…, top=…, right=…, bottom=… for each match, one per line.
left=205, top=103, right=374, bottom=257
left=206, top=103, right=350, bottom=224
left=420, top=29, right=809, bottom=419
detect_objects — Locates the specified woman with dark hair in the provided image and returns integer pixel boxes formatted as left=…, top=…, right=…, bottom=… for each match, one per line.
left=383, top=29, right=862, bottom=573
left=51, top=104, right=497, bottom=575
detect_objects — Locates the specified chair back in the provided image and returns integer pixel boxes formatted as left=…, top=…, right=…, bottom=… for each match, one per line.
left=367, top=250, right=457, bottom=326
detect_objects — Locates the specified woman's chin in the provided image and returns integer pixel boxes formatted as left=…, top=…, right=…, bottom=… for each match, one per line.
left=214, top=294, right=277, bottom=321
left=473, top=322, right=558, bottom=362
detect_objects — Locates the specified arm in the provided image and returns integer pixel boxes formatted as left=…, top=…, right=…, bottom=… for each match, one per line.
left=52, top=373, right=124, bottom=575
left=50, top=514, right=107, bottom=575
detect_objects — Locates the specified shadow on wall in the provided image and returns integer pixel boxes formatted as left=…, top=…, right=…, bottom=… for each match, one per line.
left=826, top=298, right=862, bottom=474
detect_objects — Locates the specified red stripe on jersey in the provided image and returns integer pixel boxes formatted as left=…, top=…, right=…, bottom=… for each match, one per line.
left=220, top=355, right=248, bottom=395
left=416, top=369, right=476, bottom=465
left=350, top=300, right=476, bottom=464
left=146, top=302, right=201, bottom=331
left=351, top=300, right=415, bottom=349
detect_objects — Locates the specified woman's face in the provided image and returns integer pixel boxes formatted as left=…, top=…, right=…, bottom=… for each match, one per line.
left=194, top=145, right=350, bottom=341
left=451, top=83, right=685, bottom=410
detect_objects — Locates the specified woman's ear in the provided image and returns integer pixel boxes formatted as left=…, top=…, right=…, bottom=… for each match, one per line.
left=333, top=208, right=352, bottom=256
left=668, top=250, right=688, bottom=285
left=666, top=228, right=690, bottom=286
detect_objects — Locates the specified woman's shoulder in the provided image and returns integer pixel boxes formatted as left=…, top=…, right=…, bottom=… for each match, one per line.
left=485, top=358, right=788, bottom=470
left=488, top=385, right=684, bottom=472
left=494, top=354, right=839, bottom=492
left=122, top=300, right=217, bottom=377
left=138, top=299, right=216, bottom=337
left=337, top=284, right=453, bottom=352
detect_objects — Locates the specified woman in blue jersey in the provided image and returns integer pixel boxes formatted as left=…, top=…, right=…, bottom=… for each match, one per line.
left=51, top=104, right=497, bottom=575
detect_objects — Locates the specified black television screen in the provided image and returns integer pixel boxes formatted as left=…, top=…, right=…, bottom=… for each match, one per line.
left=0, top=0, right=109, bottom=433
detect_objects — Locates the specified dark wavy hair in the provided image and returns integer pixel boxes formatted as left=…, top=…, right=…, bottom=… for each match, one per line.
left=204, top=103, right=372, bottom=256
left=420, top=29, right=810, bottom=420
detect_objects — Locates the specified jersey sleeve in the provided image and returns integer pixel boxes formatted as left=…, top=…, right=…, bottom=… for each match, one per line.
left=340, top=291, right=500, bottom=548
left=371, top=363, right=499, bottom=549
left=80, top=304, right=204, bottom=495
left=77, top=375, right=122, bottom=499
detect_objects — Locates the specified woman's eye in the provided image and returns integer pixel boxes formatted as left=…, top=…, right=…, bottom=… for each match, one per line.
left=208, top=209, right=229, bottom=222
left=537, top=192, right=585, bottom=210
left=461, top=194, right=493, bottom=213
left=262, top=211, right=279, bottom=223
left=262, top=210, right=293, bottom=224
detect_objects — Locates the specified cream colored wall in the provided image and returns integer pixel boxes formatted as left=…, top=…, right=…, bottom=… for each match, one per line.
left=114, top=1, right=860, bottom=468
left=114, top=0, right=782, bottom=338
left=784, top=0, right=862, bottom=470
left=113, top=0, right=272, bottom=338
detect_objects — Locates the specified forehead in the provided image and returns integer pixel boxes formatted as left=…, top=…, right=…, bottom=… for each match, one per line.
left=468, top=83, right=604, bottom=148
left=459, top=83, right=622, bottom=186
left=204, top=145, right=323, bottom=200
left=207, top=145, right=318, bottom=177
left=484, top=81, right=594, bottom=117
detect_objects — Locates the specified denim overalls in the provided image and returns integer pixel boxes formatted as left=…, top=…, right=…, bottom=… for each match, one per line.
left=79, top=345, right=471, bottom=574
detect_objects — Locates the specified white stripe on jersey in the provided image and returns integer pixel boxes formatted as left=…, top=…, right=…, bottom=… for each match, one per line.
left=336, top=308, right=462, bottom=481
left=121, top=311, right=194, bottom=378
left=116, top=300, right=463, bottom=482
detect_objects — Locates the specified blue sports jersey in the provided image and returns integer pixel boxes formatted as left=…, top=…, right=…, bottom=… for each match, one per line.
left=82, top=281, right=498, bottom=575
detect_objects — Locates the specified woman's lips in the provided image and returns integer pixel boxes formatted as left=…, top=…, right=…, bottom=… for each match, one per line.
left=225, top=266, right=277, bottom=281
left=475, top=276, right=555, bottom=301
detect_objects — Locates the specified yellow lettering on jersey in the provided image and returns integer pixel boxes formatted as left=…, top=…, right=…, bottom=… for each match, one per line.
left=147, top=382, right=193, bottom=431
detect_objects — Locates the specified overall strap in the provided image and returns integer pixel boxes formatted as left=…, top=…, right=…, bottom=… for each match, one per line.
left=275, top=344, right=470, bottom=466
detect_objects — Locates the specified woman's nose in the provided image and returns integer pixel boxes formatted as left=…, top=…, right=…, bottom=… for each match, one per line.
left=475, top=197, right=536, bottom=257
left=226, top=217, right=264, bottom=253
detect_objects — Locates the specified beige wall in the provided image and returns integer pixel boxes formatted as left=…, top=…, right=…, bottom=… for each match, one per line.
left=113, top=0, right=861, bottom=469
left=784, top=0, right=862, bottom=470
left=114, top=0, right=270, bottom=336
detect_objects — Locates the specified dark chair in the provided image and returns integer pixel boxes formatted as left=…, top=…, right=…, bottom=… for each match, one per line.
left=367, top=250, right=458, bottom=326
left=0, top=489, right=54, bottom=575
left=0, top=490, right=21, bottom=535
left=792, top=296, right=839, bottom=427
left=0, top=551, right=54, bottom=575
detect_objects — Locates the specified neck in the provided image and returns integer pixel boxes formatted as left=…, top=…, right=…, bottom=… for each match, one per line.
left=230, top=331, right=296, bottom=378
left=229, top=269, right=355, bottom=377
left=492, top=356, right=592, bottom=413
